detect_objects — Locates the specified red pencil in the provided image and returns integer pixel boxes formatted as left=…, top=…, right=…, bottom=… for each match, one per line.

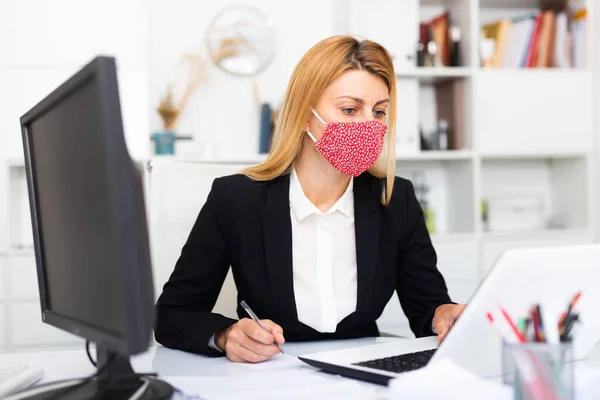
left=500, top=306, right=527, bottom=343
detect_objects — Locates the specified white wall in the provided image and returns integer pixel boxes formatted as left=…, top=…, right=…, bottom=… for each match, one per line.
left=148, top=0, right=334, bottom=158
left=0, top=0, right=151, bottom=161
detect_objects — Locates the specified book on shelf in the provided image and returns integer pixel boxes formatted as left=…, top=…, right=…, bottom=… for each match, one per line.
left=480, top=4, right=587, bottom=69
left=435, top=79, right=465, bottom=151
left=258, top=102, right=276, bottom=154
left=418, top=11, right=461, bottom=68
left=419, top=76, right=466, bottom=152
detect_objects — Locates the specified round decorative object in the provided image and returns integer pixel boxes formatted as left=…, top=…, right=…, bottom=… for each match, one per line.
left=206, top=4, right=276, bottom=76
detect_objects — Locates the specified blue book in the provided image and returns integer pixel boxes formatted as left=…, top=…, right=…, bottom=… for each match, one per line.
left=259, top=103, right=272, bottom=154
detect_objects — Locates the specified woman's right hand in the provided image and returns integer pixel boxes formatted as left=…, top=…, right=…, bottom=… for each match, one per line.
left=215, top=318, right=285, bottom=363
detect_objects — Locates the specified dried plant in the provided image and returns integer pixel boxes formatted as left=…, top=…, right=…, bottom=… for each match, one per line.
left=157, top=53, right=210, bottom=130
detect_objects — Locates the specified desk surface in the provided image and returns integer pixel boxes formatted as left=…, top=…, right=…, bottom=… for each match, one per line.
left=0, top=337, right=401, bottom=399
left=2, top=337, right=600, bottom=399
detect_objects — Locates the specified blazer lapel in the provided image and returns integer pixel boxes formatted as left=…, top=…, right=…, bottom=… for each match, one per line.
left=353, top=174, right=382, bottom=319
left=261, top=175, right=298, bottom=322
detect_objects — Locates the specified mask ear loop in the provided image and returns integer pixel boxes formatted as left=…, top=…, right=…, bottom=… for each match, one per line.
left=306, top=109, right=328, bottom=143
left=311, top=109, right=328, bottom=126
left=306, top=130, right=318, bottom=142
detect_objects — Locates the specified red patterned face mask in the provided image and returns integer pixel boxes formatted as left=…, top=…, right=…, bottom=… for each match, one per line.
left=307, top=109, right=387, bottom=177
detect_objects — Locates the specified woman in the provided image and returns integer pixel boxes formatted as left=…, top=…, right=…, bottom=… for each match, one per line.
left=155, top=35, right=465, bottom=363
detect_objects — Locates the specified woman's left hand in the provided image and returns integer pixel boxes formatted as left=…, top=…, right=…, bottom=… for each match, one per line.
left=433, top=304, right=466, bottom=343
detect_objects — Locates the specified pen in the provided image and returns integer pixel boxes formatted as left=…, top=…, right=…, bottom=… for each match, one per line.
left=530, top=306, right=541, bottom=342
left=524, top=317, right=532, bottom=341
left=500, top=306, right=527, bottom=343
left=562, top=314, right=579, bottom=341
left=486, top=311, right=523, bottom=344
left=487, top=311, right=553, bottom=397
left=535, top=304, right=546, bottom=343
left=559, top=291, right=582, bottom=328
left=240, top=300, right=285, bottom=354
left=517, top=317, right=526, bottom=337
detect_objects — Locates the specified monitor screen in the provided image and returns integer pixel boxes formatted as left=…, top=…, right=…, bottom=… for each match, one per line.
left=28, top=75, right=127, bottom=338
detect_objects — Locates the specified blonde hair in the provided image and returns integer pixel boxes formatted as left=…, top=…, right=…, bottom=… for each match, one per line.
left=242, top=35, right=397, bottom=205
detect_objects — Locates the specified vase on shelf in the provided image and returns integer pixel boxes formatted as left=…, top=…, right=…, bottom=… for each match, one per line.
left=151, top=130, right=177, bottom=155
left=150, top=129, right=193, bottom=156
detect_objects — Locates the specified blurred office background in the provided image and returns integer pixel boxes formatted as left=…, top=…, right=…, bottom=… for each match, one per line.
left=0, top=0, right=598, bottom=352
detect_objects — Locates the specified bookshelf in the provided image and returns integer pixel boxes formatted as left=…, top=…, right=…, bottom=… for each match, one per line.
left=326, top=0, right=596, bottom=236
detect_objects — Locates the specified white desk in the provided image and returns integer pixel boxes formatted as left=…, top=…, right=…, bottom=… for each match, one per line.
left=0, top=337, right=398, bottom=399
left=1, top=337, right=600, bottom=399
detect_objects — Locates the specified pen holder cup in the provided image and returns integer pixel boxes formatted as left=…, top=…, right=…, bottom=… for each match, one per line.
left=502, top=341, right=574, bottom=400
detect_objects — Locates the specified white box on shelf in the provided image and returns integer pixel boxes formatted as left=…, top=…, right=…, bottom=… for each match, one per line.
left=487, top=195, right=545, bottom=232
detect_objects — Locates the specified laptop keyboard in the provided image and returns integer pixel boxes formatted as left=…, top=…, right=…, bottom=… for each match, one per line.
left=352, top=349, right=436, bottom=374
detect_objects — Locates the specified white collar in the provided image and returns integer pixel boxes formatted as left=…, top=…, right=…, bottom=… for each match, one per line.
left=289, top=169, right=354, bottom=221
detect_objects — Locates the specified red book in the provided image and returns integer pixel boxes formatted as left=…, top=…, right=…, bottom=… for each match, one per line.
left=524, top=14, right=543, bottom=67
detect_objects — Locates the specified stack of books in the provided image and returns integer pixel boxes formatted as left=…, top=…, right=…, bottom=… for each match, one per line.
left=480, top=7, right=587, bottom=69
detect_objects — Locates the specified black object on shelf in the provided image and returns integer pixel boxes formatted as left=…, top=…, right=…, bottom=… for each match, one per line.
left=259, top=102, right=275, bottom=154
left=448, top=25, right=461, bottom=67
left=420, top=127, right=433, bottom=151
left=438, top=119, right=449, bottom=151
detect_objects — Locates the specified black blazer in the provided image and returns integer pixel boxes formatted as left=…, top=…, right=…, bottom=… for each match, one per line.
left=155, top=172, right=453, bottom=356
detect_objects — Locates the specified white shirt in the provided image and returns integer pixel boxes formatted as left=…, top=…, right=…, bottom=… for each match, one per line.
left=289, top=169, right=357, bottom=333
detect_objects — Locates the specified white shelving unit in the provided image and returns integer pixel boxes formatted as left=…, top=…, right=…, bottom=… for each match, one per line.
left=333, top=0, right=597, bottom=235
left=0, top=0, right=597, bottom=348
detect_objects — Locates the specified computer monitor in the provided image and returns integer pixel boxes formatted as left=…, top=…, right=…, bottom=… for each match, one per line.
left=16, top=56, right=174, bottom=399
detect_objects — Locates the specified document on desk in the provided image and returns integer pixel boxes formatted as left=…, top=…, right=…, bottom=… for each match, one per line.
left=164, top=367, right=378, bottom=400
left=388, top=358, right=511, bottom=400
left=235, top=353, right=303, bottom=371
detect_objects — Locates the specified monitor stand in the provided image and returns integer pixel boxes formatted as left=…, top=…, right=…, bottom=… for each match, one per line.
left=10, top=345, right=176, bottom=400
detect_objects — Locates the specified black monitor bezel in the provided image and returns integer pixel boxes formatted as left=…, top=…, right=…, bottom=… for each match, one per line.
left=19, top=56, right=153, bottom=356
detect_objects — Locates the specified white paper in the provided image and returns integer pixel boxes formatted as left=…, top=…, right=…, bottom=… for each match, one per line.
left=234, top=353, right=303, bottom=371
left=164, top=368, right=378, bottom=400
left=388, top=358, right=512, bottom=400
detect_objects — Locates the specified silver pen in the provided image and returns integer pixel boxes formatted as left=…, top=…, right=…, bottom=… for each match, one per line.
left=240, top=300, right=285, bottom=354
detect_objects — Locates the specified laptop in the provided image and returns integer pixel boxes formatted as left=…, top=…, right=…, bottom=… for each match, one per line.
left=299, top=243, right=600, bottom=385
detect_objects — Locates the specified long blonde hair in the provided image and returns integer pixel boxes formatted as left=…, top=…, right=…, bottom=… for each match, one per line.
left=242, top=35, right=397, bottom=205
